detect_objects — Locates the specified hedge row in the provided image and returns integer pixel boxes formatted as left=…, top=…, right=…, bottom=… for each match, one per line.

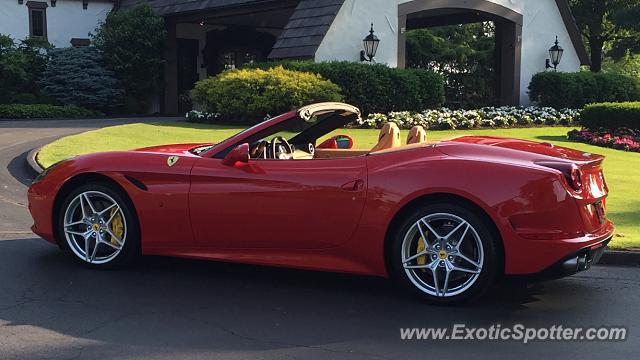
left=248, top=61, right=445, bottom=114
left=0, top=104, right=102, bottom=119
left=579, top=102, right=640, bottom=131
left=359, top=106, right=580, bottom=130
left=529, top=71, right=640, bottom=109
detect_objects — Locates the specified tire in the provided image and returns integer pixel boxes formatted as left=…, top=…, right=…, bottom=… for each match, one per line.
left=56, top=182, right=140, bottom=269
left=388, top=201, right=500, bottom=304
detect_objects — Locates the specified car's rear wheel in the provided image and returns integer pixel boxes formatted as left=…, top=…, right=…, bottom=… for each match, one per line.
left=389, top=201, right=500, bottom=304
left=57, top=182, right=139, bottom=269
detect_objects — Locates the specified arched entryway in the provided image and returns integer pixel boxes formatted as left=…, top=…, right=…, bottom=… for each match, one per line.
left=398, top=0, right=522, bottom=105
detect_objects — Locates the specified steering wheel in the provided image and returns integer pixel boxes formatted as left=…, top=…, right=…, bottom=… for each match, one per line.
left=250, top=140, right=269, bottom=159
left=270, top=136, right=294, bottom=160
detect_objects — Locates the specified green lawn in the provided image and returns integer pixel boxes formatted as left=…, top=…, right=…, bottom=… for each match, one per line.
left=38, top=122, right=640, bottom=250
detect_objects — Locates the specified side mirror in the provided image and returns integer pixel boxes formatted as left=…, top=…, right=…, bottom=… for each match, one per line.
left=222, top=143, right=250, bottom=166
left=335, top=135, right=354, bottom=149
left=317, top=134, right=354, bottom=149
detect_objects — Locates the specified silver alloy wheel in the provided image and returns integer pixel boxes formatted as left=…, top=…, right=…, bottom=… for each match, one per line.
left=401, top=213, right=484, bottom=297
left=63, top=190, right=126, bottom=264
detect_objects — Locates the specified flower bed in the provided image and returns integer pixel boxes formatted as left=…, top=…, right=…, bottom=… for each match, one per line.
left=567, top=128, right=640, bottom=152
left=358, top=106, right=580, bottom=130
left=186, top=106, right=580, bottom=129
left=185, top=110, right=220, bottom=123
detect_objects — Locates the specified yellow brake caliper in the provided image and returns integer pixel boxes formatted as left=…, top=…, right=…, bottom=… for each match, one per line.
left=109, top=207, right=124, bottom=246
left=416, top=236, right=427, bottom=267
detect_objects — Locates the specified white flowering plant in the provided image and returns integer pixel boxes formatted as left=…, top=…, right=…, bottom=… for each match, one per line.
left=186, top=106, right=580, bottom=130
left=185, top=110, right=221, bottom=123
left=358, top=106, right=580, bottom=130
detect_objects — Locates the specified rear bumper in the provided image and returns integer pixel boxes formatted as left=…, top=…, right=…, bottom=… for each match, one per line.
left=504, top=220, right=615, bottom=275
left=534, top=237, right=610, bottom=279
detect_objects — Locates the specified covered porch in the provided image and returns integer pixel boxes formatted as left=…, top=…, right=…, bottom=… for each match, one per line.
left=398, top=0, right=523, bottom=106
left=162, top=0, right=299, bottom=114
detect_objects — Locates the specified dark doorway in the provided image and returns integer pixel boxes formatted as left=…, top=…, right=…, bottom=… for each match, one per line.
left=204, top=27, right=276, bottom=75
left=177, top=38, right=200, bottom=114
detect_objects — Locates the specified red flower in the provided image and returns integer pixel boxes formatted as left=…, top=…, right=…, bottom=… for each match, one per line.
left=567, top=128, right=639, bottom=152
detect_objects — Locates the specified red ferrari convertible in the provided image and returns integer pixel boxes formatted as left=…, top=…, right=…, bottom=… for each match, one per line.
left=28, top=102, right=614, bottom=303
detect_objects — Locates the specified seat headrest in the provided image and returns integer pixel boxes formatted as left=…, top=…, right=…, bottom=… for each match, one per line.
left=371, top=122, right=401, bottom=152
left=407, top=126, right=427, bottom=144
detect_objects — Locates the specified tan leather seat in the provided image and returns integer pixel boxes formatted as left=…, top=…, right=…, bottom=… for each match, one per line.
left=371, top=122, right=401, bottom=152
left=406, top=126, right=427, bottom=145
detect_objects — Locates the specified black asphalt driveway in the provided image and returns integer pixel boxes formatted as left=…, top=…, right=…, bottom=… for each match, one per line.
left=0, top=119, right=638, bottom=359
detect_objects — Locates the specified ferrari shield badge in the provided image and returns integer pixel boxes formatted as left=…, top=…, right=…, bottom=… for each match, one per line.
left=167, top=156, right=179, bottom=167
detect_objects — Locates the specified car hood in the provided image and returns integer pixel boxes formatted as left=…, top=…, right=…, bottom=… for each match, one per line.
left=441, top=136, right=603, bottom=164
left=134, top=143, right=214, bottom=155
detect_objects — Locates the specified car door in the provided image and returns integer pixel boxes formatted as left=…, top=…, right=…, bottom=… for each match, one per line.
left=189, top=156, right=367, bottom=249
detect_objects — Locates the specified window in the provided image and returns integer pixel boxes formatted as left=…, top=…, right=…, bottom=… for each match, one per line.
left=70, top=38, right=91, bottom=47
left=219, top=49, right=261, bottom=71
left=26, top=1, right=47, bottom=39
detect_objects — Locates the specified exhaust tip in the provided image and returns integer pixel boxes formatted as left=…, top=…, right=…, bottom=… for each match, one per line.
left=561, top=256, right=579, bottom=273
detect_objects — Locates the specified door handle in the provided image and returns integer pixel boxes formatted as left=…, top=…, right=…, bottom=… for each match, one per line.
left=341, top=179, right=364, bottom=192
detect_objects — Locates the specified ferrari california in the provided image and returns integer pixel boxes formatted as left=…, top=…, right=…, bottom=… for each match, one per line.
left=28, top=102, right=614, bottom=304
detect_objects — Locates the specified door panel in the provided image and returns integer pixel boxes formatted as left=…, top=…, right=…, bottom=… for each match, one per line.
left=189, top=157, right=367, bottom=249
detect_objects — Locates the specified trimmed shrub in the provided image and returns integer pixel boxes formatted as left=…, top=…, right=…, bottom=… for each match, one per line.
left=191, top=66, right=343, bottom=124
left=0, top=104, right=102, bottom=119
left=39, top=47, right=124, bottom=113
left=248, top=61, right=445, bottom=115
left=528, top=71, right=640, bottom=109
left=580, top=102, right=640, bottom=131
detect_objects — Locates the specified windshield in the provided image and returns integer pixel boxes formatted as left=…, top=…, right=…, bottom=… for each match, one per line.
left=213, top=109, right=360, bottom=159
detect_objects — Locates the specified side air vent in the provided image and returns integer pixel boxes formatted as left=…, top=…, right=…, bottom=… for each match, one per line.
left=124, top=175, right=148, bottom=191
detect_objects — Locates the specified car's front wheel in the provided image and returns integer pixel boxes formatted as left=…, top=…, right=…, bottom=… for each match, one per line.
left=389, top=201, right=500, bottom=304
left=57, top=182, right=140, bottom=269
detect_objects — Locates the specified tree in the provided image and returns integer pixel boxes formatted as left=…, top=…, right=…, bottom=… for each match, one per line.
left=406, top=22, right=495, bottom=108
left=604, top=53, right=640, bottom=78
left=0, top=34, right=52, bottom=104
left=569, top=0, right=640, bottom=72
left=91, top=3, right=165, bottom=113
left=39, top=47, right=124, bottom=112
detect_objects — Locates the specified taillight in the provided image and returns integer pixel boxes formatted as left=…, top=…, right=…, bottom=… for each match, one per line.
left=535, top=161, right=583, bottom=191
left=599, top=170, right=609, bottom=192
left=569, top=165, right=583, bottom=191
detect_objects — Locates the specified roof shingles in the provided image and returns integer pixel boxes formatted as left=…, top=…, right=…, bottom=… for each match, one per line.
left=268, top=0, right=345, bottom=59
left=120, top=0, right=267, bottom=16
left=120, top=0, right=346, bottom=59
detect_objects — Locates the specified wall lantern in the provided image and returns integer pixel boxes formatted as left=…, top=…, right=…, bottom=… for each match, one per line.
left=546, top=36, right=564, bottom=70
left=51, top=0, right=56, bottom=7
left=83, top=0, right=88, bottom=10
left=360, top=23, right=380, bottom=62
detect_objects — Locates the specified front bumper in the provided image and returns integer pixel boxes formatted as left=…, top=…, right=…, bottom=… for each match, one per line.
left=27, top=183, right=57, bottom=244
